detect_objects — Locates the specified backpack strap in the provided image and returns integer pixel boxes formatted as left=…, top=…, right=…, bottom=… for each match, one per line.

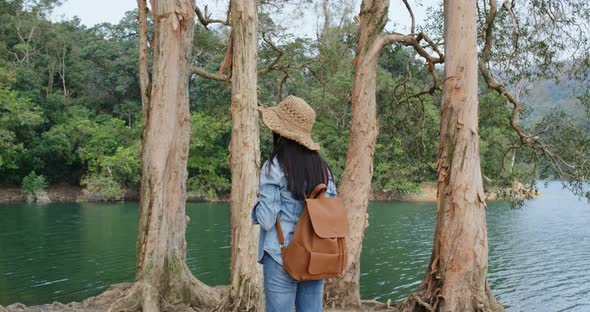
left=309, top=183, right=327, bottom=199
left=275, top=217, right=287, bottom=259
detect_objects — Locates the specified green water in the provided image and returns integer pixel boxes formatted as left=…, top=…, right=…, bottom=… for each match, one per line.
left=1, top=181, right=589, bottom=311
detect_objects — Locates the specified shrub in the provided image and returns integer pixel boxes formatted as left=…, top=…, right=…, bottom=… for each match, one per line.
left=22, top=171, right=48, bottom=194
left=81, top=174, right=125, bottom=202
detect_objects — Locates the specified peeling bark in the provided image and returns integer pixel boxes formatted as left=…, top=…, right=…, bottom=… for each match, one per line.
left=395, top=1, right=503, bottom=311
left=324, top=0, right=390, bottom=308
left=105, top=1, right=221, bottom=311
left=215, top=0, right=264, bottom=311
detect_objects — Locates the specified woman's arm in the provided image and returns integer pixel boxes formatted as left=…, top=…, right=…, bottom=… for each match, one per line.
left=251, top=160, right=283, bottom=231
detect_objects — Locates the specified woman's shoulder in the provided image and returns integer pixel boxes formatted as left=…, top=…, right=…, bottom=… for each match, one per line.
left=261, top=157, right=285, bottom=180
left=261, top=157, right=281, bottom=170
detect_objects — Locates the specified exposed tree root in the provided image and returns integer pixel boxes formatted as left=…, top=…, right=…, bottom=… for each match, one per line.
left=183, top=273, right=224, bottom=308
left=393, top=290, right=436, bottom=312
left=107, top=282, right=157, bottom=312
left=213, top=275, right=262, bottom=312
left=324, top=299, right=398, bottom=312
left=104, top=274, right=222, bottom=312
left=2, top=281, right=227, bottom=312
left=393, top=287, right=505, bottom=312
left=324, top=278, right=362, bottom=310
left=2, top=284, right=132, bottom=312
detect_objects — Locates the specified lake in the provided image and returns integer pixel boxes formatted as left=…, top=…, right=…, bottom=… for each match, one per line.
left=1, top=181, right=589, bottom=311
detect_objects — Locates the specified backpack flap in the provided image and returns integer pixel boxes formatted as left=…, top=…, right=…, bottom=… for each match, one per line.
left=306, top=197, right=348, bottom=238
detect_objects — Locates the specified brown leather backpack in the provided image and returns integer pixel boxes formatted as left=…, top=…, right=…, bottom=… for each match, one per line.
left=275, top=183, right=348, bottom=281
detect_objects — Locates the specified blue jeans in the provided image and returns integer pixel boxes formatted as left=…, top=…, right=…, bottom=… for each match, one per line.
left=262, top=253, right=324, bottom=312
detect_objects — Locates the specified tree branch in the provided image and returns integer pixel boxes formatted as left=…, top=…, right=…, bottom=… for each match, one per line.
left=257, top=32, right=284, bottom=76
left=192, top=57, right=315, bottom=82
left=479, top=0, right=576, bottom=180
left=480, top=0, right=497, bottom=62
left=379, top=32, right=444, bottom=99
left=193, top=31, right=317, bottom=83
left=278, top=69, right=289, bottom=100
left=195, top=5, right=230, bottom=29
left=402, top=0, right=415, bottom=34
left=499, top=0, right=520, bottom=54
left=191, top=66, right=228, bottom=81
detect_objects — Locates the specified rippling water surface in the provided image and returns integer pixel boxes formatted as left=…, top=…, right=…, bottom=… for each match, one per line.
left=1, top=181, right=588, bottom=311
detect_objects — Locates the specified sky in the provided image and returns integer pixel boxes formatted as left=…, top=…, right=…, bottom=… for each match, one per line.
left=52, top=0, right=440, bottom=37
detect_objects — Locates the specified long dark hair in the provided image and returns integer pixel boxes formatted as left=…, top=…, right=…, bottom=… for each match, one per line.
left=268, top=132, right=333, bottom=200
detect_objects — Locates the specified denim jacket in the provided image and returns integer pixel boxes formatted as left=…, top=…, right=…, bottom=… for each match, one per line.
left=251, top=158, right=337, bottom=265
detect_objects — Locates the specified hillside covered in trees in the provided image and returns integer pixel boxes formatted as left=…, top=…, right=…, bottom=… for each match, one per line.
left=0, top=0, right=588, bottom=202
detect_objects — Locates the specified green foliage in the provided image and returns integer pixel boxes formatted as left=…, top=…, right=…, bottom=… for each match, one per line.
left=21, top=171, right=48, bottom=194
left=0, top=1, right=143, bottom=188
left=535, top=111, right=590, bottom=199
left=43, top=93, right=67, bottom=124
left=76, top=116, right=134, bottom=171
left=0, top=87, right=45, bottom=131
left=0, top=0, right=587, bottom=203
left=0, top=59, right=16, bottom=87
left=29, top=110, right=135, bottom=184
left=372, top=69, right=439, bottom=192
left=313, top=120, right=349, bottom=182
left=0, top=128, right=23, bottom=172
left=479, top=92, right=521, bottom=186
left=81, top=174, right=125, bottom=202
left=99, top=144, right=141, bottom=188
left=187, top=113, right=231, bottom=199
left=0, top=87, right=45, bottom=180
left=190, top=24, right=230, bottom=116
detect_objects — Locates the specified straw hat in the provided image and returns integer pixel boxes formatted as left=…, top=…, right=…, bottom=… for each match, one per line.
left=258, top=95, right=321, bottom=151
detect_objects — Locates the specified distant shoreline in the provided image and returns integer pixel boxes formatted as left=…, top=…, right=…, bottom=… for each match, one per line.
left=0, top=183, right=437, bottom=203
left=1, top=182, right=534, bottom=204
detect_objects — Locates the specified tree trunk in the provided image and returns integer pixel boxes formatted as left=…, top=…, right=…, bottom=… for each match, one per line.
left=59, top=48, right=67, bottom=97
left=47, top=59, right=54, bottom=95
left=395, top=1, right=503, bottom=311
left=321, top=0, right=330, bottom=40
left=324, top=0, right=390, bottom=308
left=107, top=1, right=220, bottom=310
left=216, top=0, right=264, bottom=310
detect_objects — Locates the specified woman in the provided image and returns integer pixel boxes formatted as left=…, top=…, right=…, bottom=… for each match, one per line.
left=251, top=95, right=337, bottom=312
